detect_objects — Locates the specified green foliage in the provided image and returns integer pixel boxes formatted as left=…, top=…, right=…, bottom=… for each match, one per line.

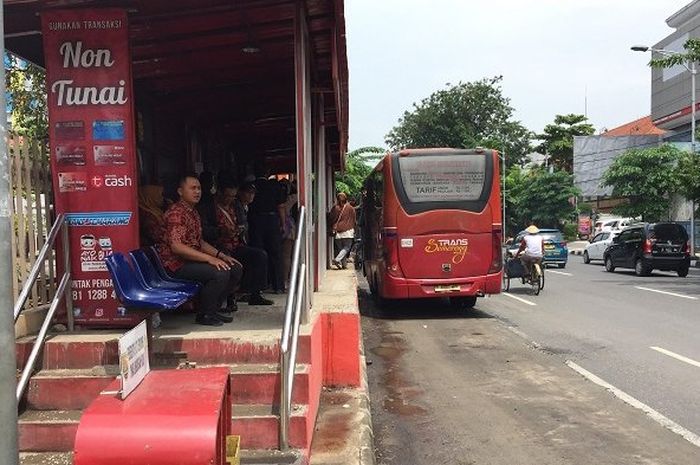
left=335, top=146, right=385, bottom=203
left=676, top=149, right=700, bottom=204
left=506, top=166, right=578, bottom=234
left=5, top=52, right=48, bottom=141
left=385, top=77, right=532, bottom=168
left=535, top=114, right=595, bottom=173
left=649, top=38, right=700, bottom=68
left=562, top=223, right=578, bottom=241
left=601, top=144, right=684, bottom=222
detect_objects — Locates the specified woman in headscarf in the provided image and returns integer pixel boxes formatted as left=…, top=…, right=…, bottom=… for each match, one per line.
left=138, top=184, right=166, bottom=247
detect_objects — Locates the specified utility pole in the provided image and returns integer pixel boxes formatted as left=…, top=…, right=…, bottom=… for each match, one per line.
left=0, top=2, right=21, bottom=463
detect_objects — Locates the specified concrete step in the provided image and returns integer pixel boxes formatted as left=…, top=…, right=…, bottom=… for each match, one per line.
left=17, top=450, right=304, bottom=465
left=240, top=449, right=304, bottom=464
left=25, top=364, right=310, bottom=410
left=19, top=452, right=73, bottom=465
left=16, top=334, right=313, bottom=370
left=18, top=410, right=81, bottom=452
left=226, top=363, right=310, bottom=405
left=232, top=404, right=309, bottom=450
left=18, top=404, right=310, bottom=453
left=25, top=367, right=118, bottom=410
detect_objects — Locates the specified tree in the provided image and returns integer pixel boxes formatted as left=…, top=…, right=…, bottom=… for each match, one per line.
left=5, top=52, right=48, bottom=141
left=507, top=167, right=579, bottom=232
left=385, top=77, right=532, bottom=168
left=535, top=114, right=595, bottom=173
left=601, top=144, right=684, bottom=222
left=676, top=150, right=700, bottom=205
left=335, top=146, right=385, bottom=203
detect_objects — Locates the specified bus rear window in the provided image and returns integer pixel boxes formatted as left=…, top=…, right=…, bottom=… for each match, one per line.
left=397, top=154, right=487, bottom=203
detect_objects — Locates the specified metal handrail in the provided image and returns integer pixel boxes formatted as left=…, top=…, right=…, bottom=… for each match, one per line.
left=15, top=214, right=73, bottom=403
left=279, top=206, right=306, bottom=451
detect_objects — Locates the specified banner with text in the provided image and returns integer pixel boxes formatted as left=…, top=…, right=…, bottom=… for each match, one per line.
left=42, top=9, right=140, bottom=326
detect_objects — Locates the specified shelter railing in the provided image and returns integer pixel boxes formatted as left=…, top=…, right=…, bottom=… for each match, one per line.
left=15, top=213, right=73, bottom=403
left=279, top=206, right=306, bottom=451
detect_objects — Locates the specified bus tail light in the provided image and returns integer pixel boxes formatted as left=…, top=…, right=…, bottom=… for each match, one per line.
left=488, top=227, right=503, bottom=274
left=382, top=227, right=402, bottom=276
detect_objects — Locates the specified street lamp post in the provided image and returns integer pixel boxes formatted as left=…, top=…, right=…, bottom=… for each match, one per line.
left=632, top=45, right=696, bottom=256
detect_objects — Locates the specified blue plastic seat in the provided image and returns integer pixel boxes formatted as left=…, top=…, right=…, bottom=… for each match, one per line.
left=145, top=246, right=194, bottom=285
left=130, top=249, right=200, bottom=296
left=105, top=253, right=191, bottom=311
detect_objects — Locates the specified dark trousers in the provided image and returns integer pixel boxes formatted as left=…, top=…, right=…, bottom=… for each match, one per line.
left=173, top=261, right=243, bottom=316
left=229, top=245, right=268, bottom=294
left=250, top=213, right=284, bottom=291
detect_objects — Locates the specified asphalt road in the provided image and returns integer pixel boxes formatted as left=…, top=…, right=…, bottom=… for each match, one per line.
left=360, top=259, right=700, bottom=465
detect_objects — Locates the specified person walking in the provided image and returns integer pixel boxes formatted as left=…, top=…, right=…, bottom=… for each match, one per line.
left=328, top=192, right=356, bottom=269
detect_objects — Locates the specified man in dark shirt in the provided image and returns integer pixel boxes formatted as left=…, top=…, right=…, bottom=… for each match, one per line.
left=160, top=174, right=243, bottom=326
left=248, top=167, right=286, bottom=293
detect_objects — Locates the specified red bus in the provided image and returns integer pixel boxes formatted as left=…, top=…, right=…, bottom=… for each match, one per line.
left=359, top=148, right=502, bottom=308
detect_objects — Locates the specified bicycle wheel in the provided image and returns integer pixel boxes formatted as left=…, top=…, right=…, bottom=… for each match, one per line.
left=539, top=265, right=545, bottom=290
left=531, top=264, right=541, bottom=296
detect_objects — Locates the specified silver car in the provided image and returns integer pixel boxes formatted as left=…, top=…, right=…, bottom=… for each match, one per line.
left=583, top=230, right=620, bottom=263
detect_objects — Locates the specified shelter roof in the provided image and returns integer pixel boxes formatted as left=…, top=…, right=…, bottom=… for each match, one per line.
left=5, top=0, right=348, bottom=170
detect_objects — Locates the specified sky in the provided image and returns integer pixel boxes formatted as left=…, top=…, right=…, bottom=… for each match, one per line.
left=345, top=0, right=693, bottom=150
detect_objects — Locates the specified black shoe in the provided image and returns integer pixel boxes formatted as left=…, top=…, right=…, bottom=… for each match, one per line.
left=221, top=297, right=238, bottom=313
left=215, top=312, right=234, bottom=323
left=249, top=294, right=274, bottom=306
left=195, top=314, right=223, bottom=326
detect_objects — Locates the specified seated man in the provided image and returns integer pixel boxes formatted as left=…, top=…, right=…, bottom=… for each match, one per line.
left=516, top=224, right=544, bottom=278
left=159, top=174, right=243, bottom=326
left=216, top=183, right=273, bottom=306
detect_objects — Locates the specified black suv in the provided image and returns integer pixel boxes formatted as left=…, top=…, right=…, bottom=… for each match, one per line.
left=603, top=223, right=691, bottom=277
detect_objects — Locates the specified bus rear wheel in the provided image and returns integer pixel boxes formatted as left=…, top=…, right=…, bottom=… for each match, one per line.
left=450, top=296, right=477, bottom=310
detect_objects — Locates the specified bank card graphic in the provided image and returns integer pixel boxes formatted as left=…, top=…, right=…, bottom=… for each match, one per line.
left=58, top=172, right=88, bottom=193
left=56, top=144, right=87, bottom=166
left=94, top=144, right=127, bottom=165
left=93, top=120, right=125, bottom=141
left=55, top=121, right=85, bottom=141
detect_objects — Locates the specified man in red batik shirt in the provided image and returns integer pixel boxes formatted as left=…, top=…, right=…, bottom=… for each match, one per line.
left=159, top=174, right=243, bottom=326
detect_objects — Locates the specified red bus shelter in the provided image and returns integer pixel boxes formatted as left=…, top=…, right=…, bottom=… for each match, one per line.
left=4, top=0, right=349, bottom=323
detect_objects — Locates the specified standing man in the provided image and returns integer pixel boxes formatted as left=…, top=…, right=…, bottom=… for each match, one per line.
left=248, top=165, right=286, bottom=293
left=159, top=174, right=243, bottom=326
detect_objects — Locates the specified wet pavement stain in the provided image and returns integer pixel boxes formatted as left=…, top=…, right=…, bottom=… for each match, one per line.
left=313, top=410, right=353, bottom=452
left=371, top=325, right=427, bottom=416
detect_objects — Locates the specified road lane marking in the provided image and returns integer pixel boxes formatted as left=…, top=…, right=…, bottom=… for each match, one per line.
left=566, top=361, right=700, bottom=448
left=650, top=346, right=700, bottom=369
left=634, top=286, right=697, bottom=300
left=501, top=292, right=536, bottom=306
left=547, top=270, right=572, bottom=276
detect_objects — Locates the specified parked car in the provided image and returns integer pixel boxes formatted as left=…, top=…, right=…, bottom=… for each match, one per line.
left=507, top=228, right=568, bottom=268
left=603, top=222, right=691, bottom=277
left=583, top=230, right=620, bottom=264
left=593, top=217, right=637, bottom=235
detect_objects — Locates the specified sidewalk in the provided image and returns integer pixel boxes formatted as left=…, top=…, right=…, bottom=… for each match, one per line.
left=568, top=240, right=589, bottom=255
left=310, top=268, right=375, bottom=465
